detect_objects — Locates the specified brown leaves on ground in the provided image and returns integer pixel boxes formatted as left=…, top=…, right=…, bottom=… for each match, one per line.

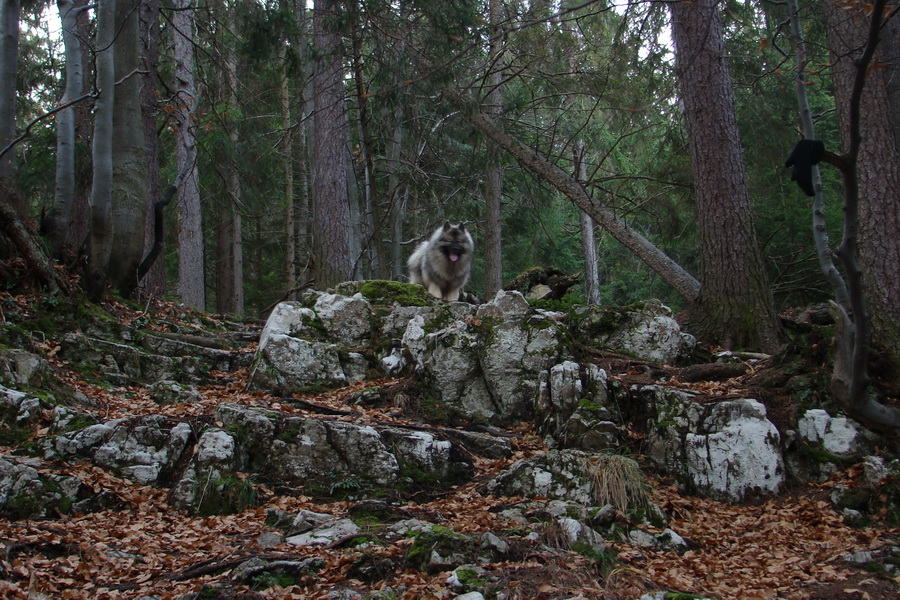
left=0, top=297, right=898, bottom=599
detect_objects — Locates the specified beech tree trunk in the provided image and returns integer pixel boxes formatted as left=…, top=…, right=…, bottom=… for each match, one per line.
left=139, top=0, right=165, bottom=296
left=85, top=0, right=114, bottom=300
left=311, top=0, right=353, bottom=288
left=0, top=0, right=20, bottom=215
left=173, top=0, right=204, bottom=309
left=46, top=0, right=83, bottom=260
left=825, top=1, right=900, bottom=373
left=105, top=0, right=148, bottom=294
left=670, top=0, right=784, bottom=353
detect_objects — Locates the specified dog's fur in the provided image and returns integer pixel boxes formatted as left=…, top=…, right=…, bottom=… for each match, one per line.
left=407, top=222, right=474, bottom=302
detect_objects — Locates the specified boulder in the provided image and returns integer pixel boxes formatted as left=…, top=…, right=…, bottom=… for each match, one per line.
left=570, top=299, right=694, bottom=364
left=486, top=449, right=596, bottom=504
left=797, top=409, right=877, bottom=457
left=43, top=415, right=192, bottom=485
left=644, top=387, right=784, bottom=501
left=0, top=457, right=88, bottom=518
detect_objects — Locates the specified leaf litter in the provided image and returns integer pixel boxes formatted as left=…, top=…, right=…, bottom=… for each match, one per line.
left=0, top=296, right=898, bottom=599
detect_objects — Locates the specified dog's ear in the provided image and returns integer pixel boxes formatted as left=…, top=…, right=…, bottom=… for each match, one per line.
left=442, top=221, right=451, bottom=231
left=458, top=222, right=466, bottom=232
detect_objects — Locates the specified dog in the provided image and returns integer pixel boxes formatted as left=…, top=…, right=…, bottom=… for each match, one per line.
left=407, top=221, right=474, bottom=302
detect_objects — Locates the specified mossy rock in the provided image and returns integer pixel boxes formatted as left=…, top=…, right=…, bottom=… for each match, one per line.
left=334, top=280, right=433, bottom=307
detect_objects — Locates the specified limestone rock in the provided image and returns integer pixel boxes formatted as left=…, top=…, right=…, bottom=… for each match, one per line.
left=486, top=449, right=595, bottom=504
left=571, top=299, right=694, bottom=364
left=644, top=388, right=784, bottom=501
left=797, top=409, right=877, bottom=457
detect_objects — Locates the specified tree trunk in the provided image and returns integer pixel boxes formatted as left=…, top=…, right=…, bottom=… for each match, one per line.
left=139, top=0, right=165, bottom=296
left=349, top=4, right=385, bottom=279
left=311, top=0, right=353, bottom=288
left=457, top=98, right=702, bottom=303
left=85, top=0, right=115, bottom=300
left=0, top=0, right=20, bottom=215
left=575, top=140, right=600, bottom=305
left=387, top=105, right=406, bottom=280
left=173, top=0, right=204, bottom=309
left=786, top=0, right=849, bottom=309
left=825, top=1, right=900, bottom=374
left=107, top=0, right=147, bottom=294
left=46, top=0, right=83, bottom=260
left=220, top=7, right=243, bottom=314
left=280, top=42, right=297, bottom=297
left=670, top=0, right=784, bottom=353
left=482, top=0, right=504, bottom=300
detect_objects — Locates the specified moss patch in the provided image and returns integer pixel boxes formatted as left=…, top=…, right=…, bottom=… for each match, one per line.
left=358, top=280, right=432, bottom=307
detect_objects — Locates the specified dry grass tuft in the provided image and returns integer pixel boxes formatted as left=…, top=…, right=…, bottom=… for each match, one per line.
left=584, top=453, right=650, bottom=512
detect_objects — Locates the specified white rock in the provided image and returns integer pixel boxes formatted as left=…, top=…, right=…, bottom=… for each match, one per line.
left=798, top=409, right=866, bottom=455
left=685, top=399, right=784, bottom=501
left=286, top=518, right=359, bottom=546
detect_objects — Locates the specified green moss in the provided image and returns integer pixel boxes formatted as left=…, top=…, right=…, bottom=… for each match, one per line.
left=423, top=310, right=455, bottom=334
left=454, top=566, right=485, bottom=588
left=249, top=572, right=300, bottom=590
left=571, top=541, right=618, bottom=576
left=802, top=442, right=857, bottom=469
left=0, top=425, right=33, bottom=446
left=527, top=293, right=583, bottom=313
left=358, top=280, right=431, bottom=307
left=664, top=594, right=703, bottom=600
left=405, top=526, right=473, bottom=571
left=191, top=474, right=258, bottom=516
left=6, top=489, right=41, bottom=519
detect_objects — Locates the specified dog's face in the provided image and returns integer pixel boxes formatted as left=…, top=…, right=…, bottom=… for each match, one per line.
left=439, top=222, right=471, bottom=263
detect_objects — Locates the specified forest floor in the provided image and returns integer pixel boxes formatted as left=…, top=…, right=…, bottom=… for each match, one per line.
left=0, top=290, right=898, bottom=600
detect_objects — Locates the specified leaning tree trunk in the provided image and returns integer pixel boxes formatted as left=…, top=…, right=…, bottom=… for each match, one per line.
left=455, top=96, right=702, bottom=303
left=0, top=0, right=20, bottom=215
left=311, top=0, right=353, bottom=288
left=173, top=0, right=204, bottom=309
left=670, top=0, right=784, bottom=353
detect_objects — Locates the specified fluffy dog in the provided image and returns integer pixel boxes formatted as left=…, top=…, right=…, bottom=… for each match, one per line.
left=407, top=221, right=474, bottom=301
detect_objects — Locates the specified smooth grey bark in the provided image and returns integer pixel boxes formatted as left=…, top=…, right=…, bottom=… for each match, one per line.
left=786, top=0, right=849, bottom=309
left=0, top=0, right=20, bottom=213
left=139, top=0, right=165, bottom=296
left=173, top=0, right=204, bottom=309
left=670, top=0, right=784, bottom=353
left=312, top=0, right=353, bottom=288
left=456, top=97, right=701, bottom=303
left=107, top=0, right=147, bottom=293
left=574, top=140, right=599, bottom=305
left=482, top=0, right=504, bottom=300
left=85, top=0, right=115, bottom=300
left=46, top=0, right=85, bottom=260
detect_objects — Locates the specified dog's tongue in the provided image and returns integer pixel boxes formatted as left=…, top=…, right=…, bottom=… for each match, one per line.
left=449, top=253, right=460, bottom=262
